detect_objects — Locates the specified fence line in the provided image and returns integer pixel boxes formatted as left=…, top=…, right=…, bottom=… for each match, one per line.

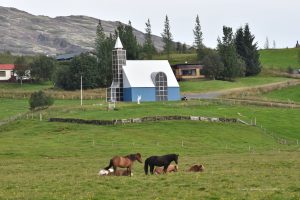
left=49, top=115, right=238, bottom=126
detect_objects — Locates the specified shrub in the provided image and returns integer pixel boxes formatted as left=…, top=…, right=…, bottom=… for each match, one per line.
left=29, top=91, right=54, bottom=110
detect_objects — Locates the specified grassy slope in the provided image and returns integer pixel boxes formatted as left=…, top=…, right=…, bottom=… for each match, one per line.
left=153, top=48, right=300, bottom=70
left=180, top=76, right=292, bottom=93
left=0, top=118, right=299, bottom=199
left=2, top=99, right=300, bottom=140
left=259, top=48, right=300, bottom=69
left=262, top=85, right=300, bottom=103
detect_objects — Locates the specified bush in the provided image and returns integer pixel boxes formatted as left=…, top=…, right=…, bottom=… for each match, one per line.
left=29, top=91, right=54, bottom=110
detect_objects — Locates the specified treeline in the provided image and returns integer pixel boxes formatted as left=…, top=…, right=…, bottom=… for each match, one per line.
left=5, top=15, right=262, bottom=90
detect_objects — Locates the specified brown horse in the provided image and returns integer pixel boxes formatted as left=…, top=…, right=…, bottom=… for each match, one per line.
left=188, top=164, right=205, bottom=172
left=154, top=164, right=178, bottom=175
left=104, top=153, right=142, bottom=175
left=108, top=169, right=133, bottom=176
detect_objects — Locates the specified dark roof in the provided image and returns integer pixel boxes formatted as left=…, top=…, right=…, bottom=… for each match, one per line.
left=56, top=52, right=82, bottom=61
left=172, top=63, right=203, bottom=68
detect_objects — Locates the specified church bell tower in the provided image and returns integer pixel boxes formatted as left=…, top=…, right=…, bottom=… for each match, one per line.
left=107, top=37, right=126, bottom=102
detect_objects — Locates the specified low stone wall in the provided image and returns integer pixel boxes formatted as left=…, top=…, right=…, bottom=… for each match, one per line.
left=49, top=115, right=238, bottom=126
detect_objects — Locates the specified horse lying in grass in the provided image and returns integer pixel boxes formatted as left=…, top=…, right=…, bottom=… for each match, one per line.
left=154, top=164, right=178, bottom=175
left=99, top=168, right=133, bottom=176
left=187, top=164, right=205, bottom=172
left=144, top=154, right=179, bottom=175
left=104, top=153, right=142, bottom=175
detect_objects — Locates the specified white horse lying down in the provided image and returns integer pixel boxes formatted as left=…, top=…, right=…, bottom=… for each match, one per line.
left=98, top=168, right=133, bottom=176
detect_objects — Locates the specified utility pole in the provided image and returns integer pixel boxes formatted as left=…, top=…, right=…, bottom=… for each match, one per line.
left=81, top=75, right=83, bottom=106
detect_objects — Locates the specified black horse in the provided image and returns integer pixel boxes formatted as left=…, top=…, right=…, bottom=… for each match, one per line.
left=144, top=154, right=179, bottom=175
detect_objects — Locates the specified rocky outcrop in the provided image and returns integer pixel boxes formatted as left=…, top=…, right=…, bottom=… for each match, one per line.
left=0, top=6, right=164, bottom=55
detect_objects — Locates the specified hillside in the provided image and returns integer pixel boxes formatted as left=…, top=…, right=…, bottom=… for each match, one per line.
left=259, top=48, right=300, bottom=69
left=0, top=6, right=164, bottom=55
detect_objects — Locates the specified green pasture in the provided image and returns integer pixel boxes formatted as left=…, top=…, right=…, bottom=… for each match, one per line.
left=2, top=98, right=300, bottom=139
left=0, top=117, right=299, bottom=199
left=180, top=76, right=292, bottom=93
left=259, top=48, right=300, bottom=69
left=261, top=85, right=300, bottom=103
left=0, top=82, right=53, bottom=91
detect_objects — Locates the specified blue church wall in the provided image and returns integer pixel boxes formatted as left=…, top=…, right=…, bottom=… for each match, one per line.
left=124, top=87, right=180, bottom=102
left=124, top=87, right=155, bottom=102
left=168, top=87, right=181, bottom=101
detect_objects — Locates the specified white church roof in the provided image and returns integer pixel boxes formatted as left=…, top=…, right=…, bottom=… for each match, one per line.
left=114, top=37, right=123, bottom=49
left=123, top=60, right=179, bottom=88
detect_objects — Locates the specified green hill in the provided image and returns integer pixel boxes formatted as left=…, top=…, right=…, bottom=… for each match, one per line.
left=259, top=48, right=300, bottom=69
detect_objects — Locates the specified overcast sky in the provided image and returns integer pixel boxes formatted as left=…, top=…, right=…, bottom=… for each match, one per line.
left=1, top=0, right=300, bottom=48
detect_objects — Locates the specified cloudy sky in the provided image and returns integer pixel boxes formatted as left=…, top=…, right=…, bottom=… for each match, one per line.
left=1, top=0, right=300, bottom=48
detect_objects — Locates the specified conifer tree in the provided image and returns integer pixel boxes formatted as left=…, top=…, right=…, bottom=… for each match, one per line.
left=182, top=43, right=187, bottom=54
left=116, top=21, right=140, bottom=60
left=235, top=24, right=261, bottom=76
left=95, top=20, right=113, bottom=87
left=193, top=15, right=205, bottom=60
left=161, top=15, right=173, bottom=59
left=264, top=37, right=269, bottom=49
left=218, top=26, right=245, bottom=80
left=143, top=19, right=156, bottom=59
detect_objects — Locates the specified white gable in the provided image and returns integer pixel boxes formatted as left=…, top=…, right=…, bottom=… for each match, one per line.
left=123, top=60, right=179, bottom=88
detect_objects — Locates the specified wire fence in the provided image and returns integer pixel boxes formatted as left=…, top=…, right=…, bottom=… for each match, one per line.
left=1, top=109, right=299, bottom=147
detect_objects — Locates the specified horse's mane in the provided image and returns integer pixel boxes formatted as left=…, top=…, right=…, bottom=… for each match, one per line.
left=126, top=154, right=138, bottom=161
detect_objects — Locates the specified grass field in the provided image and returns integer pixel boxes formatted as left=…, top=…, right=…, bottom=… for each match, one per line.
left=259, top=48, right=300, bottom=69
left=0, top=116, right=299, bottom=199
left=0, top=82, right=53, bottom=91
left=180, top=76, right=293, bottom=93
left=262, top=85, right=300, bottom=103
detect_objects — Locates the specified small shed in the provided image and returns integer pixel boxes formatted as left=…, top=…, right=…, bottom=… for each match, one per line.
left=172, top=64, right=204, bottom=80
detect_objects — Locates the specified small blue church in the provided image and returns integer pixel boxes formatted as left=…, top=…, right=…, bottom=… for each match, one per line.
left=107, top=37, right=180, bottom=102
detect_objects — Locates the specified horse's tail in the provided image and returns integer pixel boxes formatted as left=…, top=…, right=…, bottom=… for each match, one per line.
left=104, top=159, right=113, bottom=170
left=144, top=158, right=149, bottom=175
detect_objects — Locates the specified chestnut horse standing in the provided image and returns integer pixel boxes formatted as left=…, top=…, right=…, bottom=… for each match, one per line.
left=104, top=153, right=142, bottom=175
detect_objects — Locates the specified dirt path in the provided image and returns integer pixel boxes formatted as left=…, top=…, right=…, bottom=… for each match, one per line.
left=182, top=79, right=300, bottom=100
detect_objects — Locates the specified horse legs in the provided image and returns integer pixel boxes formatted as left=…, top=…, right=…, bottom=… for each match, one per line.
left=127, top=166, right=132, bottom=176
left=113, top=166, right=117, bottom=175
left=163, top=165, right=168, bottom=174
left=149, top=165, right=155, bottom=175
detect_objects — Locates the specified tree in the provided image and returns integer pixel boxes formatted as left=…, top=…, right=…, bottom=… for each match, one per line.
left=116, top=21, right=140, bottom=60
left=298, top=49, right=300, bottom=67
left=143, top=19, right=156, bottom=59
left=95, top=20, right=114, bottom=87
left=273, top=40, right=276, bottom=49
left=14, top=56, right=30, bottom=85
left=29, top=90, right=54, bottom=110
left=235, top=24, right=261, bottom=76
left=217, top=26, right=245, bottom=80
left=30, top=55, right=57, bottom=82
left=182, top=43, right=187, bottom=54
left=54, top=53, right=98, bottom=90
left=161, top=15, right=173, bottom=59
left=264, top=37, right=269, bottom=49
left=176, top=42, right=183, bottom=53
left=193, top=15, right=205, bottom=60
left=202, top=49, right=224, bottom=80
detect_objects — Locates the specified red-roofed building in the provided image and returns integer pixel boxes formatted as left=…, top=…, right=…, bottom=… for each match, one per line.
left=0, top=64, right=15, bottom=81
